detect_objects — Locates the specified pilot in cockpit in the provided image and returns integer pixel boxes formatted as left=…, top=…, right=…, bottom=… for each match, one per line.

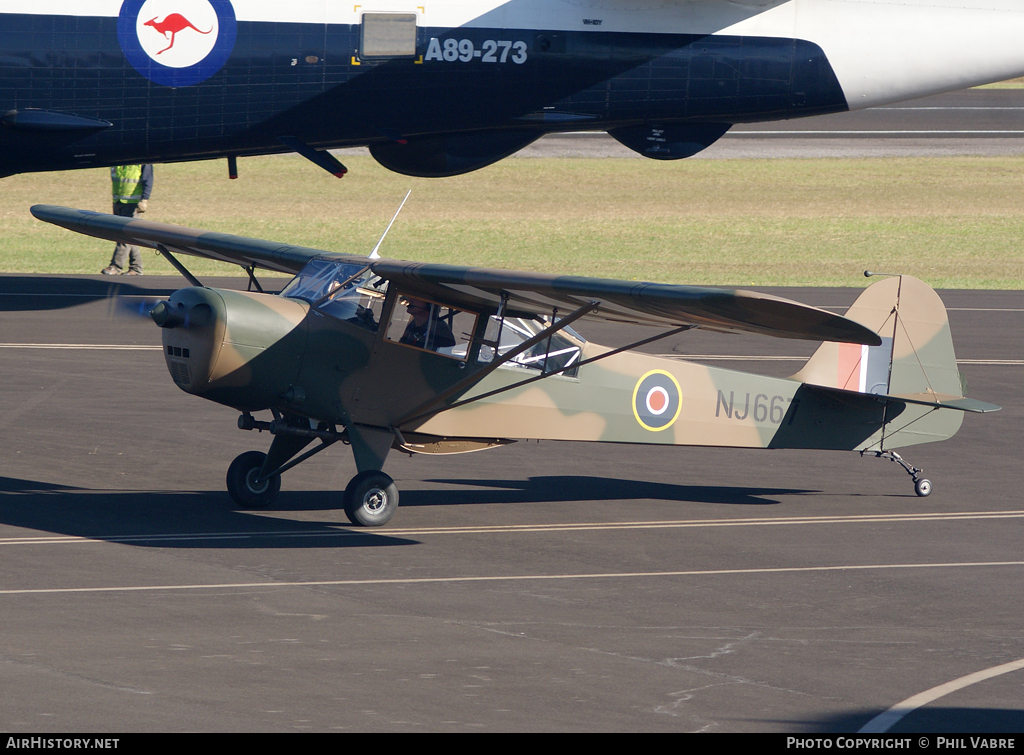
left=399, top=297, right=456, bottom=352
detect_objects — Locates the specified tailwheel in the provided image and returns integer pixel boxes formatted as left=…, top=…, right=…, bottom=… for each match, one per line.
left=226, top=451, right=281, bottom=509
left=344, top=470, right=399, bottom=527
left=863, top=449, right=931, bottom=498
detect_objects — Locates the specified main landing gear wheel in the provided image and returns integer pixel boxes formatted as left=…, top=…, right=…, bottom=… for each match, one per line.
left=343, top=470, right=399, bottom=527
left=914, top=478, right=933, bottom=497
left=226, top=451, right=281, bottom=509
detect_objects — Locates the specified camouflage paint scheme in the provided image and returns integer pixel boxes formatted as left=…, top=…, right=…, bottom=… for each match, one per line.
left=407, top=276, right=969, bottom=453
left=31, top=205, right=999, bottom=520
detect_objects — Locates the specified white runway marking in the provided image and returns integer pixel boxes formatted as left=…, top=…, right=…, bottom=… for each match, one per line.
left=0, top=343, right=161, bottom=350
left=2, top=560, right=1023, bottom=596
left=795, top=306, right=1024, bottom=312
left=2, top=344, right=1017, bottom=364
left=3, top=345, right=1017, bottom=363
left=3, top=510, right=1024, bottom=545
left=730, top=130, right=1024, bottom=136
left=659, top=354, right=1023, bottom=365
left=858, top=658, right=1024, bottom=733
left=0, top=293, right=167, bottom=299
left=879, top=106, right=1024, bottom=110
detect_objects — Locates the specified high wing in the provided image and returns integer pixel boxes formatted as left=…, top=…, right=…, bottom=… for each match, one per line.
left=368, top=260, right=880, bottom=345
left=31, top=204, right=879, bottom=346
left=32, top=205, right=340, bottom=275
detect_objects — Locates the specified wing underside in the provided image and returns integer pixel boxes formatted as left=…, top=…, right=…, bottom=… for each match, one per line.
left=32, top=204, right=880, bottom=345
left=368, top=261, right=881, bottom=345
left=31, top=205, right=341, bottom=275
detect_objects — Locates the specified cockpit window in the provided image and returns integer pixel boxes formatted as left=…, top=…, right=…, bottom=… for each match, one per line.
left=281, top=259, right=369, bottom=303
left=282, top=259, right=387, bottom=332
left=385, top=295, right=476, bottom=360
left=477, top=316, right=584, bottom=377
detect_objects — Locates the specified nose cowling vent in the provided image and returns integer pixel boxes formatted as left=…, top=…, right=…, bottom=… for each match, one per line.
left=168, top=360, right=192, bottom=386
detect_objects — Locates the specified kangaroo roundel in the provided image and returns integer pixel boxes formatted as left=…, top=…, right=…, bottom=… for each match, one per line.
left=119, top=0, right=237, bottom=86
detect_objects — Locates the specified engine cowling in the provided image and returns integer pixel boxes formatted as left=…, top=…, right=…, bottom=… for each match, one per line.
left=153, top=287, right=309, bottom=412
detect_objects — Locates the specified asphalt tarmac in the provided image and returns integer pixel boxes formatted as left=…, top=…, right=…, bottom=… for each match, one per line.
left=1, top=275, right=1021, bottom=732
left=519, top=88, right=1024, bottom=159
left=332, top=87, right=1024, bottom=160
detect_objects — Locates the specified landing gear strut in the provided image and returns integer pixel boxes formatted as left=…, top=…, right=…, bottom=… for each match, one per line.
left=864, top=449, right=932, bottom=497
left=232, top=412, right=400, bottom=526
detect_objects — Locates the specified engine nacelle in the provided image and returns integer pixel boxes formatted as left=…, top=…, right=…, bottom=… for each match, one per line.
left=369, top=130, right=543, bottom=177
left=608, top=123, right=732, bottom=160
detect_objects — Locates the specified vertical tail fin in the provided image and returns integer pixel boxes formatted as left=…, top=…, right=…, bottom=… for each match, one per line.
left=793, top=275, right=962, bottom=398
left=792, top=275, right=968, bottom=450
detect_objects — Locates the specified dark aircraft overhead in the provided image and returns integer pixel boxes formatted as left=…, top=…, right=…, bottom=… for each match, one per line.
left=3, top=0, right=1024, bottom=178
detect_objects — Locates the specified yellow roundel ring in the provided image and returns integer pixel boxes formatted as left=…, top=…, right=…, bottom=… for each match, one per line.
left=631, top=369, right=682, bottom=432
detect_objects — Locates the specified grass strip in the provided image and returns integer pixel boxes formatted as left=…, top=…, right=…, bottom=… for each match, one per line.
left=2, top=154, right=1022, bottom=288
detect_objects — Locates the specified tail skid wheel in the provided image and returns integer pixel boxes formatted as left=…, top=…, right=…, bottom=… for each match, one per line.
left=863, top=449, right=932, bottom=499
left=226, top=451, right=281, bottom=509
left=344, top=470, right=399, bottom=527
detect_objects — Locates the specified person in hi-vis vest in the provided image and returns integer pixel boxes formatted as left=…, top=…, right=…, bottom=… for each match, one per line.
left=101, top=165, right=154, bottom=275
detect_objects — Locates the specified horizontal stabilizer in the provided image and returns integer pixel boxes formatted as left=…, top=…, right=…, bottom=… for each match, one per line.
left=887, top=393, right=1001, bottom=413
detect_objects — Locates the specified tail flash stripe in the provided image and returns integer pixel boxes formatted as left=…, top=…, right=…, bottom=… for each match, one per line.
left=839, top=339, right=894, bottom=394
left=838, top=342, right=866, bottom=392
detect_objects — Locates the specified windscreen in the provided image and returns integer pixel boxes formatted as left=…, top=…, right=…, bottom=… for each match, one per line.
left=280, top=259, right=369, bottom=303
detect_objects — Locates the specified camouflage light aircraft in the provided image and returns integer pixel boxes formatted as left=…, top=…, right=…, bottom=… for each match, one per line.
left=34, top=204, right=999, bottom=527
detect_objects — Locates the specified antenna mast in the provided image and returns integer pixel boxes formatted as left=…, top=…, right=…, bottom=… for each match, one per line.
left=369, top=190, right=412, bottom=259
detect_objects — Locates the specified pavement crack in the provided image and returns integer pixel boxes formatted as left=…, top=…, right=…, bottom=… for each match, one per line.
left=1, top=654, right=153, bottom=695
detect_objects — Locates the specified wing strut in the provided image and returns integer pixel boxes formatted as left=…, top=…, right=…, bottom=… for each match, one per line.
left=244, top=265, right=264, bottom=293
left=394, top=300, right=600, bottom=427
left=156, top=244, right=203, bottom=287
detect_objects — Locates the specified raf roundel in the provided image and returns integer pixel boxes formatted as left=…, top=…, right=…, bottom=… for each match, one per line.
left=632, top=370, right=682, bottom=432
left=118, top=0, right=237, bottom=87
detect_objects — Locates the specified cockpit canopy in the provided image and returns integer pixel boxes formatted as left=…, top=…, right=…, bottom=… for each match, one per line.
left=281, top=258, right=387, bottom=331
left=281, top=258, right=584, bottom=375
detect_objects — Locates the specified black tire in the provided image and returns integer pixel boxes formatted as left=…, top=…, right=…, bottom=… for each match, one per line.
left=226, top=451, right=281, bottom=509
left=914, top=478, right=932, bottom=497
left=343, top=471, right=399, bottom=527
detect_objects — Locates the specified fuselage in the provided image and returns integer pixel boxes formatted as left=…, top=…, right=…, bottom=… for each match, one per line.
left=4, top=0, right=1024, bottom=178
left=155, top=274, right=960, bottom=456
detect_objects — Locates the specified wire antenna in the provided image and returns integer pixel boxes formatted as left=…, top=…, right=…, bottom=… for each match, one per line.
left=369, top=190, right=411, bottom=259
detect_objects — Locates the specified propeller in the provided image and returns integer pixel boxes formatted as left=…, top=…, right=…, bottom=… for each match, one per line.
left=102, top=280, right=171, bottom=321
